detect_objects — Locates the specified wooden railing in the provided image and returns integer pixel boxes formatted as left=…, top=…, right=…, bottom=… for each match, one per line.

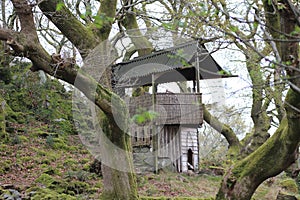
left=128, top=93, right=203, bottom=125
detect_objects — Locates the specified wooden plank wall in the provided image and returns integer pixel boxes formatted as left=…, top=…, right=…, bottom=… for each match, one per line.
left=158, top=125, right=181, bottom=172
left=130, top=124, right=199, bottom=173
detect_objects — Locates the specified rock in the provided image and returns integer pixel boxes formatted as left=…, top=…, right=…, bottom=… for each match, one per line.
left=276, top=192, right=297, bottom=200
left=28, top=191, right=37, bottom=197
left=2, top=184, right=14, bottom=189
left=187, top=170, right=195, bottom=176
left=1, top=189, right=21, bottom=200
left=177, top=175, right=189, bottom=183
left=2, top=194, right=13, bottom=200
left=8, top=189, right=21, bottom=198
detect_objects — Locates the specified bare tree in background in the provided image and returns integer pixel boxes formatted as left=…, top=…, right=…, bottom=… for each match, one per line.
left=0, top=0, right=300, bottom=200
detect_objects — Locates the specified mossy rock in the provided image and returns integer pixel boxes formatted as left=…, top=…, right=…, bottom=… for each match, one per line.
left=280, top=178, right=299, bottom=193
left=276, top=192, right=298, bottom=200
left=28, top=188, right=76, bottom=200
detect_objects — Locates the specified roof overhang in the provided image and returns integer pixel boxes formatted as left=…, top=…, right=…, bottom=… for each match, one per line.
left=112, top=40, right=237, bottom=88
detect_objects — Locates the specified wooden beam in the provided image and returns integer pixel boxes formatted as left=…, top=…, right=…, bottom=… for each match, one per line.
left=152, top=74, right=159, bottom=173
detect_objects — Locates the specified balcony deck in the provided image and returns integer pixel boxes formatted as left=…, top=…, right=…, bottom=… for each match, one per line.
left=128, top=93, right=203, bottom=125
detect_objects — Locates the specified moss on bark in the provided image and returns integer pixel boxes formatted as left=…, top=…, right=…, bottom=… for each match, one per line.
left=38, top=0, right=99, bottom=59
left=0, top=95, right=7, bottom=140
left=99, top=114, right=139, bottom=200
left=216, top=88, right=300, bottom=200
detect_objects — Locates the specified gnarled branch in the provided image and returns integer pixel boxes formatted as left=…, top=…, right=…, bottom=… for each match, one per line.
left=203, top=104, right=241, bottom=149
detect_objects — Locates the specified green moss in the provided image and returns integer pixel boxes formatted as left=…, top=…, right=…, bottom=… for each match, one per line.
left=140, top=197, right=214, bottom=200
left=36, top=149, right=47, bottom=156
left=56, top=120, right=75, bottom=135
left=63, top=181, right=89, bottom=194
left=51, top=137, right=69, bottom=150
left=21, top=156, right=32, bottom=162
left=64, top=170, right=89, bottom=181
left=68, top=145, right=77, bottom=151
left=40, top=158, right=51, bottom=165
left=43, top=166, right=61, bottom=176
left=29, top=188, right=76, bottom=200
left=0, top=97, right=8, bottom=143
left=18, top=135, right=29, bottom=143
left=37, top=131, right=58, bottom=138
left=88, top=187, right=99, bottom=193
left=0, top=131, right=8, bottom=143
left=79, top=158, right=90, bottom=164
left=36, top=149, right=59, bottom=162
left=63, top=158, right=77, bottom=167
left=280, top=178, right=298, bottom=193
left=35, top=173, right=57, bottom=187
left=0, top=143, right=7, bottom=149
left=0, top=160, right=12, bottom=174
left=79, top=149, right=89, bottom=154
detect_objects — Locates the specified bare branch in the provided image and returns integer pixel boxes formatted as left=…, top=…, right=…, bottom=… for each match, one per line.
left=38, top=0, right=99, bottom=58
left=203, top=104, right=241, bottom=149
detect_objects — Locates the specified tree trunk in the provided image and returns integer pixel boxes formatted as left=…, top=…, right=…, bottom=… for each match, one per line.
left=97, top=108, right=139, bottom=199
left=216, top=1, right=300, bottom=199
left=216, top=89, right=300, bottom=200
left=38, top=1, right=140, bottom=198
left=0, top=95, right=7, bottom=141
left=0, top=3, right=139, bottom=197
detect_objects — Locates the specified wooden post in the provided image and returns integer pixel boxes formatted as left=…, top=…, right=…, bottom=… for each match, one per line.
left=195, top=40, right=202, bottom=171
left=152, top=74, right=159, bottom=173
left=196, top=40, right=201, bottom=93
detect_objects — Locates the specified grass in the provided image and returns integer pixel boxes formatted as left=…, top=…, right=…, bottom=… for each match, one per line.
left=0, top=122, right=299, bottom=199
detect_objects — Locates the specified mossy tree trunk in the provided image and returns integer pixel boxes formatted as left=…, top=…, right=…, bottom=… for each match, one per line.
left=203, top=0, right=283, bottom=160
left=0, top=95, right=7, bottom=140
left=216, top=1, right=300, bottom=199
left=0, top=0, right=139, bottom=199
left=100, top=116, right=138, bottom=199
left=216, top=97, right=300, bottom=199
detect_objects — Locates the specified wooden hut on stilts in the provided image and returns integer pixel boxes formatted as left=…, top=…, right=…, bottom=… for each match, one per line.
left=112, top=40, right=234, bottom=173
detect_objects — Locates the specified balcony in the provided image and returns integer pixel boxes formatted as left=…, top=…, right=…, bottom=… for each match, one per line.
left=128, top=93, right=203, bottom=126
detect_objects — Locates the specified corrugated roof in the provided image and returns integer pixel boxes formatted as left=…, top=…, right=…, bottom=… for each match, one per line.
left=112, top=40, right=234, bottom=88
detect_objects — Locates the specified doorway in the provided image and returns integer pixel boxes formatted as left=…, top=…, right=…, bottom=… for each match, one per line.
left=187, top=148, right=194, bottom=170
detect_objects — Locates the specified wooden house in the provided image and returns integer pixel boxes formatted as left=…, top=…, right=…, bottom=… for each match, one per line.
left=112, top=40, right=234, bottom=173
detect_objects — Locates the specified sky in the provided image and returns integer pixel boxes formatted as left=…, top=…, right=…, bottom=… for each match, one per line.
left=0, top=0, right=260, bottom=135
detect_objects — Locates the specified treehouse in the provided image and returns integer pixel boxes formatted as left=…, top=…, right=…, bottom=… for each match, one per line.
left=112, top=40, right=234, bottom=173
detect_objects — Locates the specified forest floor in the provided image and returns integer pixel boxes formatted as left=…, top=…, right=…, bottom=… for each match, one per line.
left=0, top=122, right=299, bottom=199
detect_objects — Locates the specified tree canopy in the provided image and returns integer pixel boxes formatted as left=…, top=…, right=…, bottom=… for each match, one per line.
left=1, top=0, right=300, bottom=199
